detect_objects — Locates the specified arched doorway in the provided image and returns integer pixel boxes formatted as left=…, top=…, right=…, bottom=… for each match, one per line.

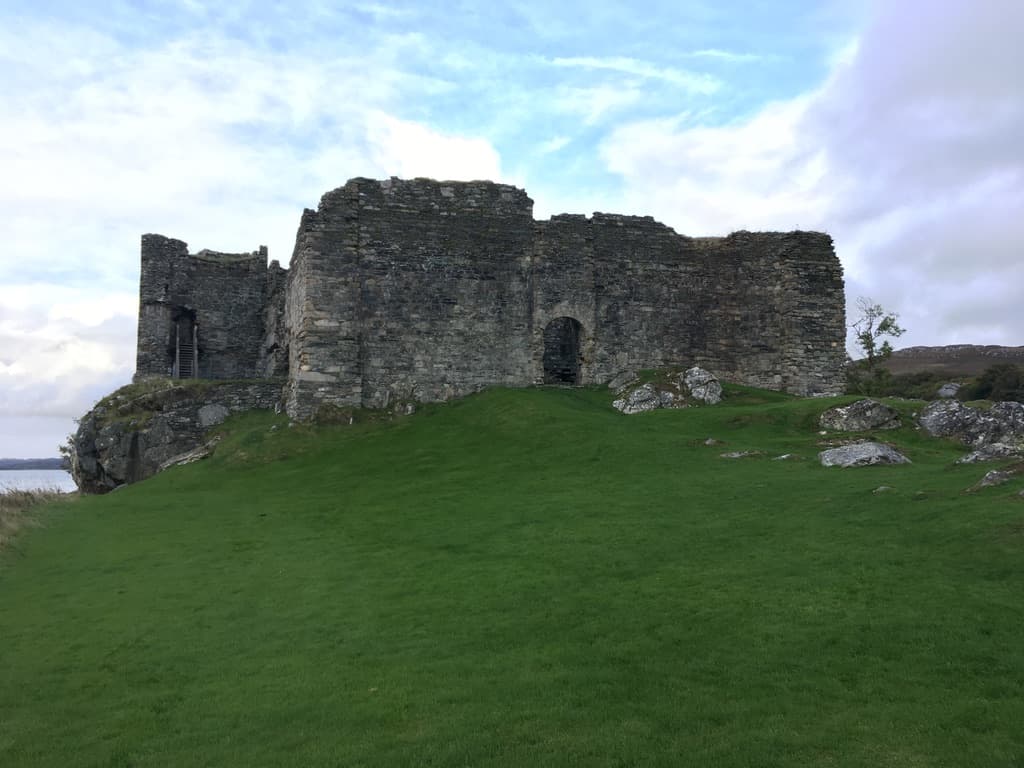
left=543, top=317, right=582, bottom=384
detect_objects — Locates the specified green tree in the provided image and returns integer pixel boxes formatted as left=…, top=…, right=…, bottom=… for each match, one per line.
left=847, top=297, right=905, bottom=395
left=962, top=363, right=1024, bottom=402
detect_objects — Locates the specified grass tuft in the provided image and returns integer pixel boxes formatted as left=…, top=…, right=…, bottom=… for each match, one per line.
left=0, top=486, right=68, bottom=551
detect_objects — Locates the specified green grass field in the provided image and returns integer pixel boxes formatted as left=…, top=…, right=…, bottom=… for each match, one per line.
left=2, top=386, right=1023, bottom=767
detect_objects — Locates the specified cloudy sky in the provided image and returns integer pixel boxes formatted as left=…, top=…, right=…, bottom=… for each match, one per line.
left=1, top=0, right=1021, bottom=457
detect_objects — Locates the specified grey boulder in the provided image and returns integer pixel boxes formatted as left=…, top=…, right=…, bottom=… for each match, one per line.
left=919, top=400, right=1024, bottom=450
left=818, top=442, right=911, bottom=467
left=681, top=366, right=722, bottom=405
left=968, top=470, right=1015, bottom=492
left=819, top=399, right=901, bottom=432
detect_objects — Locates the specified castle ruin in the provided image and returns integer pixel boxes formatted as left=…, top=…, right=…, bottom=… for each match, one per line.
left=135, top=177, right=846, bottom=417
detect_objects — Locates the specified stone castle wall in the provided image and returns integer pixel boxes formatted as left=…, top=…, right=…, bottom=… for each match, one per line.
left=282, top=178, right=846, bottom=419
left=135, top=177, right=847, bottom=420
left=136, top=235, right=287, bottom=381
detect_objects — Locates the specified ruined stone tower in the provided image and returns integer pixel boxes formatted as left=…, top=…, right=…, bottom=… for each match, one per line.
left=135, top=177, right=847, bottom=418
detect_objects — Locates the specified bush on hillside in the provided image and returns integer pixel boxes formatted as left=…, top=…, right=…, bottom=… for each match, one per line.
left=875, top=371, right=948, bottom=400
left=959, top=363, right=1024, bottom=402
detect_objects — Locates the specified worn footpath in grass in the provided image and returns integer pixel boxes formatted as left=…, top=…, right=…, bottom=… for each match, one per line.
left=1, top=387, right=1023, bottom=767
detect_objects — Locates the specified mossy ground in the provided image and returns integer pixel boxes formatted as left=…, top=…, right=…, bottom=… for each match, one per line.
left=2, top=387, right=1022, bottom=766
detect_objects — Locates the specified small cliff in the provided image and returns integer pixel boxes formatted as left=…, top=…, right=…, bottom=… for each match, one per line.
left=71, top=379, right=283, bottom=493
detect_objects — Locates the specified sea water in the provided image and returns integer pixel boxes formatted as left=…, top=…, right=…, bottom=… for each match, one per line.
left=0, top=469, right=77, bottom=493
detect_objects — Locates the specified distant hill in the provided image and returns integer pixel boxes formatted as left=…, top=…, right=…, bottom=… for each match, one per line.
left=882, top=345, right=1024, bottom=377
left=0, top=458, right=65, bottom=470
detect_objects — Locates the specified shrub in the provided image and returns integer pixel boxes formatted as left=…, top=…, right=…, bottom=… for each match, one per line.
left=960, top=364, right=1024, bottom=402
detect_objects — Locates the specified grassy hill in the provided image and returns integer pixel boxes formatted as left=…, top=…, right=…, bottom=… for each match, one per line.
left=2, top=386, right=1023, bottom=767
left=883, top=344, right=1024, bottom=377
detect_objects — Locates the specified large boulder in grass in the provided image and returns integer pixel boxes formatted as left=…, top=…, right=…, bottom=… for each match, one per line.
left=818, top=442, right=911, bottom=467
left=919, top=400, right=1024, bottom=451
left=681, top=367, right=722, bottom=405
left=819, top=399, right=901, bottom=432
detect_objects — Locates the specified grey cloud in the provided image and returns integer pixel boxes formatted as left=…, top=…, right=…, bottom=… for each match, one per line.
left=809, top=0, right=1024, bottom=347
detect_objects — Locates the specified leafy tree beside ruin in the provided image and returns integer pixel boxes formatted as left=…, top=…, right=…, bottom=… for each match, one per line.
left=847, top=297, right=905, bottom=395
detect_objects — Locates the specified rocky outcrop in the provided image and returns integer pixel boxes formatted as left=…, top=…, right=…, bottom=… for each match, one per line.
left=612, top=367, right=721, bottom=414
left=682, top=367, right=722, bottom=405
left=819, top=399, right=901, bottom=432
left=71, top=379, right=283, bottom=494
left=918, top=400, right=1024, bottom=459
left=936, top=382, right=962, bottom=399
left=157, top=436, right=223, bottom=472
left=818, top=442, right=911, bottom=467
left=612, top=383, right=677, bottom=414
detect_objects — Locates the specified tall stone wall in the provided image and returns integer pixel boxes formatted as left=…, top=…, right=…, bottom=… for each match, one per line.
left=284, top=178, right=538, bottom=418
left=281, top=178, right=846, bottom=419
left=136, top=235, right=287, bottom=381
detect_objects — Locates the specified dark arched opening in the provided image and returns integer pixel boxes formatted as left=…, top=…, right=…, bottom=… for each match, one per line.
left=168, top=306, right=198, bottom=379
left=543, top=317, right=582, bottom=385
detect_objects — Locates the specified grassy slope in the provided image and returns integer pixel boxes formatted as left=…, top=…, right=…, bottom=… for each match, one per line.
left=1, top=387, right=1023, bottom=767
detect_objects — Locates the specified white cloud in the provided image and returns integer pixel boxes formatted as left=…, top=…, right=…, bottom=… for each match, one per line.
left=539, top=136, right=571, bottom=154
left=599, top=0, right=1024, bottom=353
left=365, top=112, right=504, bottom=181
left=0, top=14, right=506, bottom=456
left=550, top=56, right=720, bottom=94
left=686, top=49, right=764, bottom=63
left=555, top=84, right=645, bottom=126
left=600, top=96, right=829, bottom=234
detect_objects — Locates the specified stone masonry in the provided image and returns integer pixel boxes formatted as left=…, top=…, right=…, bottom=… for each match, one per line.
left=134, top=177, right=847, bottom=420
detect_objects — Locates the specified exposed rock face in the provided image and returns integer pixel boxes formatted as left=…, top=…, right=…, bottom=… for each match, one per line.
left=158, top=436, right=223, bottom=472
left=682, top=367, right=722, bottom=405
left=937, top=382, right=962, bottom=399
left=612, top=383, right=677, bottom=414
left=818, top=442, right=911, bottom=467
left=612, top=367, right=723, bottom=414
left=71, top=380, right=282, bottom=494
left=819, top=399, right=901, bottom=431
left=918, top=400, right=1024, bottom=453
